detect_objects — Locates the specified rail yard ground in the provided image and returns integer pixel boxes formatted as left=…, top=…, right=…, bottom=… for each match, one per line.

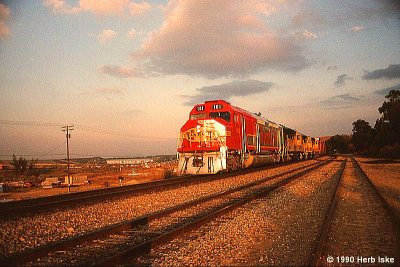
left=0, top=160, right=176, bottom=201
left=0, top=155, right=399, bottom=266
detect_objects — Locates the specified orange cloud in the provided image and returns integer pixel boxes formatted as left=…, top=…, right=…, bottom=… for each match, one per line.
left=0, top=21, right=11, bottom=40
left=132, top=0, right=307, bottom=78
left=0, top=3, right=11, bottom=40
left=293, top=30, right=318, bottom=40
left=239, top=15, right=264, bottom=30
left=349, top=26, right=364, bottom=33
left=127, top=1, right=151, bottom=15
left=126, top=27, right=137, bottom=39
left=0, top=3, right=10, bottom=19
left=97, top=29, right=117, bottom=44
left=94, top=87, right=126, bottom=94
left=43, top=0, right=151, bottom=16
left=43, top=0, right=80, bottom=14
left=97, top=65, right=146, bottom=78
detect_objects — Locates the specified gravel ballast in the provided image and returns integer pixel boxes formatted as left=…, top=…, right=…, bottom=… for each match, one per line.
left=136, top=157, right=345, bottom=266
left=354, top=157, right=400, bottom=220
left=0, top=158, right=326, bottom=257
left=321, top=159, right=400, bottom=266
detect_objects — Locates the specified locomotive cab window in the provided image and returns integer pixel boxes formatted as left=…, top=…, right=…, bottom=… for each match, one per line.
left=209, top=111, right=231, bottom=122
left=190, top=113, right=207, bottom=120
left=211, top=104, right=223, bottom=110
left=195, top=106, right=205, bottom=111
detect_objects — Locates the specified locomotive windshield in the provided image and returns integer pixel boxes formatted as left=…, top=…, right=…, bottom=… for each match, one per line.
left=209, top=111, right=231, bottom=122
left=190, top=113, right=207, bottom=120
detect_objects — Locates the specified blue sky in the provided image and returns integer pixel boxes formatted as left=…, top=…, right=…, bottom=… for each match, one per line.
left=0, top=0, right=399, bottom=159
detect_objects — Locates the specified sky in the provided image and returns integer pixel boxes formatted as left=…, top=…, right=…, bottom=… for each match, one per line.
left=0, top=0, right=400, bottom=160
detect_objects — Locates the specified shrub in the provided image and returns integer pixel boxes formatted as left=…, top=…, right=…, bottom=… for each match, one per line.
left=377, top=143, right=400, bottom=158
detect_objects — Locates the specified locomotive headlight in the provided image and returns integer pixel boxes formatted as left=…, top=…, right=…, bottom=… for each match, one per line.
left=196, top=125, right=201, bottom=133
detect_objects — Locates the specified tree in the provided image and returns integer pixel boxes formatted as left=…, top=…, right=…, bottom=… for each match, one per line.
left=326, top=135, right=352, bottom=154
left=28, top=158, right=38, bottom=176
left=374, top=118, right=396, bottom=147
left=351, top=119, right=375, bottom=153
left=376, top=90, right=400, bottom=143
left=12, top=155, right=28, bottom=177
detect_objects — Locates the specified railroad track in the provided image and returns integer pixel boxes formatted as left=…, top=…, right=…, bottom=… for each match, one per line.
left=311, top=157, right=400, bottom=266
left=352, top=157, right=400, bottom=227
left=0, top=158, right=325, bottom=218
left=1, top=157, right=335, bottom=266
left=311, top=157, right=347, bottom=266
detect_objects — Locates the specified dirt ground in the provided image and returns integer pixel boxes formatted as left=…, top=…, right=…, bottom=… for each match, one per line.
left=0, top=166, right=176, bottom=201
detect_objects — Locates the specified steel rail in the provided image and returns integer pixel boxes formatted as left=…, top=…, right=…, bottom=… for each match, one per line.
left=0, top=174, right=205, bottom=217
left=0, top=158, right=325, bottom=218
left=0, top=157, right=334, bottom=266
left=352, top=157, right=400, bottom=228
left=310, top=157, right=347, bottom=266
left=95, top=157, right=335, bottom=266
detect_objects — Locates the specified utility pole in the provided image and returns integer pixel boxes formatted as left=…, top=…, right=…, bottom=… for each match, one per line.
left=62, top=124, right=74, bottom=193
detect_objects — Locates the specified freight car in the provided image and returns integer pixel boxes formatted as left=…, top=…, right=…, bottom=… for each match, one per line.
left=177, top=100, right=324, bottom=175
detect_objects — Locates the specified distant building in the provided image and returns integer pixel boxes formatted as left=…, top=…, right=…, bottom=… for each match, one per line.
left=106, top=158, right=153, bottom=165
left=0, top=163, right=11, bottom=170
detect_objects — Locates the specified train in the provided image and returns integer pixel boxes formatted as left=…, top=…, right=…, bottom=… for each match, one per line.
left=177, top=100, right=326, bottom=175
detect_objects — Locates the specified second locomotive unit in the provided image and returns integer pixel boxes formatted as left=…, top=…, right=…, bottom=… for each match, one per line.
left=177, top=100, right=325, bottom=175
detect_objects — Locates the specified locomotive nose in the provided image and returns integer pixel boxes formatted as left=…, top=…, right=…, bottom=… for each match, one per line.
left=177, top=119, right=228, bottom=174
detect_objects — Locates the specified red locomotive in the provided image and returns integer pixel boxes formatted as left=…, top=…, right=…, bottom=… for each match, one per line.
left=177, top=100, right=325, bottom=174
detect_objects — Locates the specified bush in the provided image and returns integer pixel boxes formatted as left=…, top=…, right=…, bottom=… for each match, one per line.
left=377, top=143, right=400, bottom=158
left=163, top=169, right=176, bottom=179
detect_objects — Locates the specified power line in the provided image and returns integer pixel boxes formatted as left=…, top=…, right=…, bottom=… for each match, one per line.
left=0, top=120, right=63, bottom=127
left=74, top=124, right=176, bottom=140
left=0, top=154, right=66, bottom=157
left=0, top=142, right=67, bottom=158
left=42, top=141, right=67, bottom=157
left=0, top=120, right=176, bottom=140
left=0, top=153, right=102, bottom=157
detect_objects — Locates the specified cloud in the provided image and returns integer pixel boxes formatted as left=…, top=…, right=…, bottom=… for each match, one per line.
left=94, top=87, right=127, bottom=94
left=321, top=94, right=361, bottom=105
left=327, top=65, right=338, bottom=71
left=83, top=87, right=127, bottom=99
left=293, top=30, right=318, bottom=40
left=182, top=80, right=274, bottom=106
left=0, top=21, right=11, bottom=40
left=97, top=65, right=145, bottom=78
left=43, top=0, right=151, bottom=16
left=126, top=1, right=151, bottom=15
left=97, top=29, right=117, bottom=44
left=0, top=3, right=10, bottom=20
left=121, top=109, right=143, bottom=115
left=289, top=1, right=400, bottom=31
left=374, top=84, right=400, bottom=96
left=126, top=27, right=137, bottom=39
left=0, top=3, right=11, bottom=40
left=131, top=0, right=308, bottom=78
left=349, top=26, right=364, bottom=33
left=362, top=64, right=400, bottom=80
left=334, top=74, right=352, bottom=87
left=43, top=0, right=81, bottom=14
